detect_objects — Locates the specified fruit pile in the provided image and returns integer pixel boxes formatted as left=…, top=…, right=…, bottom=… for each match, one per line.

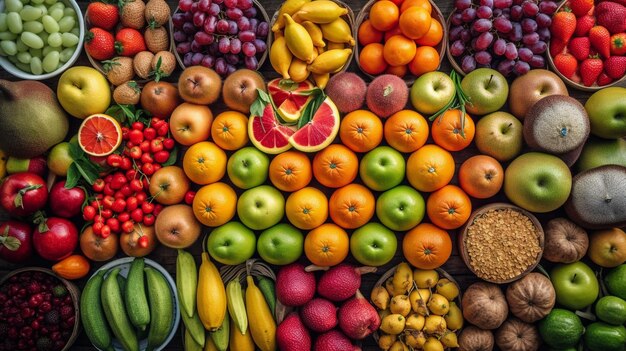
left=0, top=0, right=80, bottom=75
left=269, top=0, right=354, bottom=87
left=80, top=258, right=174, bottom=351
left=171, top=0, right=270, bottom=76
left=0, top=271, right=76, bottom=351
left=449, top=0, right=557, bottom=76
left=358, top=0, right=444, bottom=78
left=550, top=0, right=626, bottom=87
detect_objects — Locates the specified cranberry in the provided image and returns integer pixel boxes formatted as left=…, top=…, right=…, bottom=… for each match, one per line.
left=39, top=302, right=51, bottom=313
left=26, top=282, right=40, bottom=295
left=28, top=293, right=43, bottom=307
left=19, top=326, right=32, bottom=338
left=30, top=320, right=39, bottom=330
left=21, top=308, right=33, bottom=319
left=50, top=331, right=61, bottom=341
left=8, top=327, right=17, bottom=339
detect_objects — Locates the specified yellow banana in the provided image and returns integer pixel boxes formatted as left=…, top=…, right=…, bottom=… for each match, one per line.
left=0, top=149, right=6, bottom=179
left=312, top=72, right=330, bottom=89
left=226, top=276, right=248, bottom=335
left=246, top=276, right=276, bottom=351
left=271, top=0, right=311, bottom=32
left=289, top=58, right=311, bottom=83
left=307, top=48, right=352, bottom=74
left=301, top=21, right=325, bottom=47
left=320, top=17, right=355, bottom=46
left=230, top=317, right=255, bottom=351
left=283, top=14, right=315, bottom=64
left=270, top=36, right=293, bottom=79
left=292, top=0, right=348, bottom=23
left=197, top=252, right=226, bottom=331
left=326, top=41, right=345, bottom=50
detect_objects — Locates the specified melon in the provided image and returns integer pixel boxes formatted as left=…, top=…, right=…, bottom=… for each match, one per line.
left=248, top=103, right=296, bottom=154
left=289, top=97, right=340, bottom=153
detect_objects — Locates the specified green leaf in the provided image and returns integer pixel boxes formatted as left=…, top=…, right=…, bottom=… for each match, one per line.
left=118, top=104, right=137, bottom=122
left=0, top=226, right=20, bottom=251
left=162, top=146, right=178, bottom=167
left=73, top=160, right=98, bottom=185
left=105, top=105, right=127, bottom=124
left=297, top=90, right=324, bottom=129
left=68, top=141, right=83, bottom=161
left=65, top=163, right=80, bottom=189
left=250, top=89, right=271, bottom=118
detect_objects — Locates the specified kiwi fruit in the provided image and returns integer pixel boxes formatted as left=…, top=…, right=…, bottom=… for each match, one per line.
left=565, top=165, right=626, bottom=229
left=366, top=74, right=409, bottom=118
left=325, top=72, right=367, bottom=113
left=524, top=95, right=590, bottom=156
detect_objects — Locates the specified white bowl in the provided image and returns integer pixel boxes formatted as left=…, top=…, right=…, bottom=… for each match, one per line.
left=0, top=0, right=85, bottom=80
left=91, top=257, right=181, bottom=351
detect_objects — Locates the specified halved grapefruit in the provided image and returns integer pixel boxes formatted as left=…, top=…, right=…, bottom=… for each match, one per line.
left=249, top=103, right=296, bottom=154
left=268, top=79, right=315, bottom=124
left=289, top=97, right=340, bottom=153
left=78, top=114, right=122, bottom=156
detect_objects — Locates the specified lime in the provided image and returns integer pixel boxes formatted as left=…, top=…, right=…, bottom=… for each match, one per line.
left=605, top=264, right=626, bottom=300
left=538, top=308, right=584, bottom=349
left=596, top=296, right=626, bottom=325
left=584, top=322, right=626, bottom=351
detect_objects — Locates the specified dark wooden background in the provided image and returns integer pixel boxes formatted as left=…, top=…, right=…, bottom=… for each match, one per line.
left=1, top=0, right=625, bottom=349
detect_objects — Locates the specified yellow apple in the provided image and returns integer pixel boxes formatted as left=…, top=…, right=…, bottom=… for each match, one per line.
left=57, top=66, right=111, bottom=119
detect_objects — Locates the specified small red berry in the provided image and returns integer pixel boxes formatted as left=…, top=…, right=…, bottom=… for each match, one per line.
left=137, top=235, right=149, bottom=248
left=112, top=198, right=127, bottom=213
left=122, top=220, right=134, bottom=233
left=154, top=150, right=170, bottom=164
left=141, top=153, right=154, bottom=164
left=120, top=157, right=132, bottom=170
left=142, top=214, right=155, bottom=226
left=101, top=225, right=111, bottom=238
left=136, top=192, right=147, bottom=204
left=142, top=163, right=155, bottom=176
left=93, top=222, right=104, bottom=236
left=140, top=140, right=151, bottom=153
left=117, top=212, right=130, bottom=223
left=129, top=146, right=142, bottom=159
left=150, top=139, right=163, bottom=153
left=143, top=127, right=157, bottom=140
left=106, top=154, right=122, bottom=168
left=141, top=202, right=154, bottom=214
left=82, top=206, right=96, bottom=221
left=101, top=209, right=113, bottom=219
left=92, top=179, right=105, bottom=193
left=126, top=196, right=138, bottom=211
left=163, top=138, right=175, bottom=150
left=184, top=191, right=196, bottom=205
left=128, top=129, right=144, bottom=145
left=131, top=208, right=144, bottom=223
left=131, top=122, right=144, bottom=131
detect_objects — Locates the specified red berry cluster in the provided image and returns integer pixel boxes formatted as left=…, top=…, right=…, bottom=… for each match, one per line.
left=0, top=272, right=75, bottom=351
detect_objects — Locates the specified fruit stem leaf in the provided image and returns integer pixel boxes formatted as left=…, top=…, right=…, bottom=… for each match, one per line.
left=250, top=89, right=272, bottom=118
left=149, top=57, right=166, bottom=82
left=0, top=226, right=20, bottom=251
left=33, top=211, right=49, bottom=233
left=14, top=184, right=42, bottom=209
left=297, top=89, right=325, bottom=129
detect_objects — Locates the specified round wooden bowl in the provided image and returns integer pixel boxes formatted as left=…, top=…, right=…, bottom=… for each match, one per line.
left=371, top=263, right=463, bottom=348
left=170, top=0, right=271, bottom=72
left=0, top=267, right=81, bottom=351
left=354, top=0, right=446, bottom=83
left=459, top=203, right=545, bottom=284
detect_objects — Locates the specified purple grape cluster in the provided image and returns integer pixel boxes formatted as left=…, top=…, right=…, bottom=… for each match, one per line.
left=172, top=0, right=269, bottom=76
left=449, top=0, right=558, bottom=77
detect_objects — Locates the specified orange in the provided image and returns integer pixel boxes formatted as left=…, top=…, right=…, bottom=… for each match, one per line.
left=415, top=18, right=443, bottom=46
left=193, top=182, right=237, bottom=227
left=408, top=45, right=440, bottom=76
left=384, top=26, right=403, bottom=41
left=399, top=6, right=431, bottom=40
left=339, top=110, right=384, bottom=153
left=426, top=185, right=472, bottom=230
left=304, top=223, right=349, bottom=267
left=458, top=155, right=504, bottom=199
left=400, top=0, right=432, bottom=13
left=182, top=141, right=227, bottom=185
left=329, top=184, right=375, bottom=229
left=210, top=111, right=249, bottom=151
left=369, top=0, right=400, bottom=32
left=269, top=151, right=312, bottom=192
left=384, top=110, right=429, bottom=153
left=285, top=187, right=328, bottom=230
left=406, top=144, right=454, bottom=192
left=312, top=144, right=359, bottom=188
left=431, top=109, right=475, bottom=152
left=358, top=19, right=384, bottom=46
left=78, top=114, right=122, bottom=156
left=402, top=223, right=451, bottom=269
left=383, top=35, right=417, bottom=66
left=359, top=43, right=388, bottom=75
left=385, top=64, right=408, bottom=77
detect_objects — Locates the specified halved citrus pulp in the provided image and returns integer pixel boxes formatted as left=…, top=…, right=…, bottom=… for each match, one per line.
left=78, top=114, right=122, bottom=156
left=249, top=103, right=296, bottom=154
left=289, top=97, right=340, bottom=153
left=268, top=78, right=314, bottom=108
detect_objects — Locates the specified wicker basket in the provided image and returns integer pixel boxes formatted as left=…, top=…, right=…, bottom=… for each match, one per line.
left=0, top=267, right=81, bottom=351
left=459, top=203, right=545, bottom=284
left=354, top=0, right=446, bottom=83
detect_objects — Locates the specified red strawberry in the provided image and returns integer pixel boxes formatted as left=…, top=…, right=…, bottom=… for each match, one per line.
left=604, top=56, right=626, bottom=79
left=86, top=2, right=119, bottom=31
left=568, top=37, right=590, bottom=61
left=574, top=15, right=595, bottom=37
left=580, top=56, right=604, bottom=86
left=569, top=0, right=593, bottom=17
left=554, top=53, right=579, bottom=79
left=550, top=38, right=568, bottom=57
left=595, top=1, right=626, bottom=34
left=589, top=25, right=611, bottom=58
left=84, top=28, right=115, bottom=60
left=551, top=10, right=577, bottom=43
left=610, top=33, right=626, bottom=56
left=114, top=28, right=146, bottom=57
left=596, top=72, right=614, bottom=86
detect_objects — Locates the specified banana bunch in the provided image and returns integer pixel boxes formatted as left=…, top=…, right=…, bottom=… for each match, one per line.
left=270, top=0, right=354, bottom=88
left=371, top=262, right=464, bottom=351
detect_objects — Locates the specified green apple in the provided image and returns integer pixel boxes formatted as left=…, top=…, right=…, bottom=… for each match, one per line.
left=350, top=222, right=397, bottom=266
left=359, top=146, right=405, bottom=191
left=257, top=223, right=303, bottom=265
left=605, top=264, right=626, bottom=300
left=410, top=71, right=455, bottom=115
left=551, top=261, right=599, bottom=310
left=475, top=112, right=523, bottom=162
left=47, top=142, right=73, bottom=176
left=504, top=152, right=572, bottom=213
left=376, top=185, right=425, bottom=231
left=56, top=66, right=111, bottom=119
left=461, top=68, right=509, bottom=115
left=237, top=185, right=285, bottom=230
left=585, top=87, right=626, bottom=139
left=206, top=221, right=256, bottom=265
left=577, top=137, right=626, bottom=172
left=227, top=146, right=269, bottom=189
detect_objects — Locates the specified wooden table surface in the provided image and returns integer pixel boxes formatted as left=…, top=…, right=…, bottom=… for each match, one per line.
left=1, top=0, right=624, bottom=349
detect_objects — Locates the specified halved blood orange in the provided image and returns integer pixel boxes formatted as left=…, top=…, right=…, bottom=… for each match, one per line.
left=289, top=97, right=340, bottom=153
left=268, top=78, right=314, bottom=108
left=78, top=114, right=122, bottom=156
left=249, top=103, right=296, bottom=154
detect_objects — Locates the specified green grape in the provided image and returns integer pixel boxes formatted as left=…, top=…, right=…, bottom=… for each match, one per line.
left=32, top=4, right=47, bottom=16
left=43, top=0, right=57, bottom=5
left=42, top=44, right=56, bottom=56
left=49, top=8, right=63, bottom=21
left=0, top=32, right=18, bottom=40
left=38, top=30, right=48, bottom=44
left=57, top=16, right=73, bottom=32
left=47, top=2, right=64, bottom=12
left=0, top=40, right=18, bottom=55
left=20, top=31, right=43, bottom=48
left=16, top=51, right=31, bottom=63
left=42, top=15, right=58, bottom=33
left=28, top=47, right=41, bottom=56
left=0, top=46, right=6, bottom=56
left=0, top=14, right=8, bottom=32
left=7, top=54, right=19, bottom=63
left=60, top=32, right=77, bottom=47
left=5, top=0, right=24, bottom=13
left=16, top=37, right=28, bottom=51
left=23, top=20, right=43, bottom=33
left=42, top=49, right=59, bottom=72
left=58, top=45, right=73, bottom=62
left=29, top=56, right=42, bottom=74
left=7, top=12, right=23, bottom=34
left=19, top=5, right=44, bottom=21
left=62, top=8, right=75, bottom=18
left=20, top=0, right=32, bottom=4
left=69, top=27, right=78, bottom=36
left=30, top=0, right=45, bottom=4
left=16, top=61, right=31, bottom=73
left=47, top=31, right=61, bottom=47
